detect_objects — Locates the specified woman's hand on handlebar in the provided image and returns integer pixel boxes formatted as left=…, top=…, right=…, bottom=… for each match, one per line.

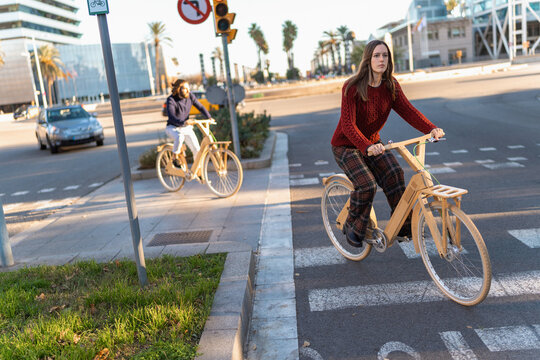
left=186, top=119, right=196, bottom=126
left=430, top=128, right=445, bottom=140
left=367, top=143, right=385, bottom=156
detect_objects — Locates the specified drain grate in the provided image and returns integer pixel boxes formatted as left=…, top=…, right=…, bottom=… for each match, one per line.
left=147, top=230, right=213, bottom=247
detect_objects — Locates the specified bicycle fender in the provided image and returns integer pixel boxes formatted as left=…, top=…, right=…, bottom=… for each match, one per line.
left=322, top=173, right=350, bottom=186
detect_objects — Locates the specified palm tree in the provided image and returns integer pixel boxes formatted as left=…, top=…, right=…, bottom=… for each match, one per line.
left=148, top=21, right=172, bottom=94
left=323, top=30, right=339, bottom=72
left=317, top=41, right=328, bottom=74
left=31, top=44, right=69, bottom=105
left=282, top=20, right=298, bottom=71
left=248, top=23, right=268, bottom=72
left=337, top=25, right=351, bottom=73
left=211, top=47, right=224, bottom=81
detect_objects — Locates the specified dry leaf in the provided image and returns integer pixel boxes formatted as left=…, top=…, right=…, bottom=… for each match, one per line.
left=302, top=341, right=311, bottom=347
left=35, top=293, right=46, bottom=301
left=73, top=334, right=81, bottom=344
left=115, top=260, right=121, bottom=267
left=65, top=273, right=75, bottom=281
left=49, top=305, right=66, bottom=313
left=252, top=344, right=257, bottom=350
left=466, top=325, right=472, bottom=329
left=93, top=348, right=110, bottom=360
left=295, top=273, right=300, bottom=277
left=90, top=303, right=96, bottom=315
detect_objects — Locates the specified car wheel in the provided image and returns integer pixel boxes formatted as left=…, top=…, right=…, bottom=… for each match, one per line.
left=96, top=139, right=104, bottom=146
left=46, top=136, right=59, bottom=154
left=36, top=134, right=46, bottom=150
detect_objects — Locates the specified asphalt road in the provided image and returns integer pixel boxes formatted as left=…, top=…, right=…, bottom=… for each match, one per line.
left=246, top=63, right=540, bottom=359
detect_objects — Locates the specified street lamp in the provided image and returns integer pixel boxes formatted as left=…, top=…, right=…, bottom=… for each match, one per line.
left=406, top=4, right=422, bottom=73
left=31, top=36, right=47, bottom=108
left=143, top=41, right=156, bottom=96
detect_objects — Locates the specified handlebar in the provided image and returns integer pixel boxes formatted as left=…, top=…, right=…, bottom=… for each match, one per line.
left=367, top=134, right=445, bottom=156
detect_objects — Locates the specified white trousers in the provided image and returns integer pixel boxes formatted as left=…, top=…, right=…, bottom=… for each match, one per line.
left=165, top=125, right=200, bottom=157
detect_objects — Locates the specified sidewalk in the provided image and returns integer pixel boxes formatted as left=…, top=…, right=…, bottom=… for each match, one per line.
left=3, top=133, right=292, bottom=359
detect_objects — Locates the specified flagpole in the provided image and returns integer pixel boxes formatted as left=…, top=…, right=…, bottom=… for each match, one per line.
left=407, top=11, right=414, bottom=72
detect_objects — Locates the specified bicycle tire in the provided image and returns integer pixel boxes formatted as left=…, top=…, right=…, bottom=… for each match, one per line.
left=321, top=180, right=372, bottom=261
left=203, top=148, right=243, bottom=198
left=156, top=145, right=186, bottom=192
left=417, top=201, right=491, bottom=306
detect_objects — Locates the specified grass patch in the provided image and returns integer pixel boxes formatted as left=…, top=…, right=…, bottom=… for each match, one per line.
left=0, top=254, right=226, bottom=359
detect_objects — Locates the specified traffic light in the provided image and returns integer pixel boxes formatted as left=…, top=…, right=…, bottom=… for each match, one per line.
left=212, top=0, right=235, bottom=36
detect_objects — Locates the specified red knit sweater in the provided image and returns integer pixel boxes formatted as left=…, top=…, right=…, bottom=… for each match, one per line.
left=331, top=79, right=436, bottom=155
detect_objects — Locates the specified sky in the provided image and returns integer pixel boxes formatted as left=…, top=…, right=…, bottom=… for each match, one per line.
left=75, top=0, right=412, bottom=77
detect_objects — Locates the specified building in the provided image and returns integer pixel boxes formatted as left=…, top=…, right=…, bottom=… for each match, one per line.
left=470, top=0, right=540, bottom=60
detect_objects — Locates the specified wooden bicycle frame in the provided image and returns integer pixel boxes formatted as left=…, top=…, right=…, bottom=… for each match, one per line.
left=157, top=119, right=231, bottom=183
left=329, top=134, right=468, bottom=257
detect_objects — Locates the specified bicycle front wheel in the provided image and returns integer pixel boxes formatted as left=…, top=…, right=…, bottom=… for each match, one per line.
left=417, top=201, right=491, bottom=306
left=321, top=180, right=372, bottom=261
left=156, top=145, right=186, bottom=192
left=203, top=148, right=243, bottom=198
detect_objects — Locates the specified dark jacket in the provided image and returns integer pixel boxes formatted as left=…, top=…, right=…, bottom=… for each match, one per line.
left=166, top=92, right=212, bottom=127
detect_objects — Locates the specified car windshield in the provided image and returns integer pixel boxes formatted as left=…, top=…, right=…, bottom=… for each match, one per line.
left=47, top=107, right=89, bottom=122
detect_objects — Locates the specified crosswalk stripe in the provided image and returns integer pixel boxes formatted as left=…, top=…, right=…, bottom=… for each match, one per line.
left=507, top=145, right=525, bottom=149
left=289, top=174, right=304, bottom=179
left=11, top=191, right=29, bottom=196
left=319, top=172, right=336, bottom=177
left=314, top=160, right=328, bottom=166
left=451, top=150, right=468, bottom=154
left=479, top=147, right=496, bottom=151
left=508, top=228, right=540, bottom=248
left=426, top=152, right=440, bottom=156
left=308, top=270, right=540, bottom=311
left=482, top=162, right=524, bottom=170
left=474, top=325, right=540, bottom=352
left=507, top=157, right=527, bottom=161
left=289, top=163, right=302, bottom=167
left=290, top=178, right=319, bottom=186
left=475, top=159, right=494, bottom=164
left=295, top=246, right=347, bottom=268
left=440, top=331, right=478, bottom=360
left=443, top=162, right=463, bottom=167
left=429, top=167, right=456, bottom=174
left=38, top=188, right=56, bottom=193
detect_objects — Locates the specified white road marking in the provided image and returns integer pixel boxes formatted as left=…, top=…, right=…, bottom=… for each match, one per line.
left=11, top=191, right=29, bottom=196
left=289, top=163, right=302, bottom=167
left=451, top=149, right=468, bottom=154
left=507, top=145, right=525, bottom=149
left=319, top=172, right=336, bottom=177
left=429, top=167, right=456, bottom=174
left=482, top=162, right=524, bottom=170
left=508, top=228, right=540, bottom=248
left=440, top=331, right=478, bottom=360
left=3, top=203, right=22, bottom=212
left=443, top=162, right=463, bottom=167
left=289, top=174, right=304, bottom=179
left=479, top=147, right=496, bottom=151
left=377, top=342, right=421, bottom=360
left=295, top=246, right=347, bottom=268
left=88, top=182, right=103, bottom=188
left=507, top=157, right=527, bottom=161
left=38, top=188, right=56, bottom=193
left=475, top=159, right=494, bottom=164
left=426, top=152, right=440, bottom=156
left=475, top=325, right=540, bottom=352
left=398, top=239, right=467, bottom=259
left=63, top=185, right=80, bottom=191
left=308, top=270, right=540, bottom=311
left=0, top=193, right=4, bottom=197
left=290, top=178, right=319, bottom=186
left=314, top=160, right=329, bottom=166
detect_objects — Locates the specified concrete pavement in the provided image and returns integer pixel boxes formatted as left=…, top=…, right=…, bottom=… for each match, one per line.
left=2, top=132, right=296, bottom=359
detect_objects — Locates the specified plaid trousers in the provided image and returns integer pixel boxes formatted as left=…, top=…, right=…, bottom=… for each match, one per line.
left=332, top=145, right=410, bottom=239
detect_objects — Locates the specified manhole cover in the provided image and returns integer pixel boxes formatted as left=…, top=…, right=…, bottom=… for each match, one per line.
left=147, top=230, right=212, bottom=246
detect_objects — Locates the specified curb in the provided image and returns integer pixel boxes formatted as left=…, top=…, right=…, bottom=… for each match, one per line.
left=5, top=241, right=255, bottom=360
left=131, top=131, right=277, bottom=181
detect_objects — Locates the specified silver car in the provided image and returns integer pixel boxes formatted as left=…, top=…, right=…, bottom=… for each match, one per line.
left=35, top=105, right=104, bottom=154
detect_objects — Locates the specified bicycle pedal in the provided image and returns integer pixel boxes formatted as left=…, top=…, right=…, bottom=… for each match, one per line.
left=396, top=236, right=411, bottom=243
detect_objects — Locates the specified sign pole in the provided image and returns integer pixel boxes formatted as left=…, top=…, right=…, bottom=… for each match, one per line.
left=221, top=35, right=241, bottom=159
left=96, top=13, right=147, bottom=287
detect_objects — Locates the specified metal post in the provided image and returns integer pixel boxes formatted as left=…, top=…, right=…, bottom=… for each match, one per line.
left=200, top=53, right=207, bottom=88
left=0, top=198, right=14, bottom=267
left=32, top=36, right=47, bottom=108
left=144, top=42, right=156, bottom=96
left=97, top=14, right=147, bottom=287
left=407, top=11, right=414, bottom=72
left=221, top=35, right=241, bottom=159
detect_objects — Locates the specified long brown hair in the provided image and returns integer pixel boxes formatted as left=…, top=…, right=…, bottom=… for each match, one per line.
left=171, top=79, right=188, bottom=97
left=345, top=40, right=395, bottom=101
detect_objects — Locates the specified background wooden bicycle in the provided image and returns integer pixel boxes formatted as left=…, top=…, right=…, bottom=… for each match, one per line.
left=321, top=134, right=492, bottom=306
left=156, top=119, right=243, bottom=198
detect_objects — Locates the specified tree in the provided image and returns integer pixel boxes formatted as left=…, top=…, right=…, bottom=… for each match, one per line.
left=212, top=46, right=224, bottom=81
left=350, top=42, right=366, bottom=71
left=148, top=21, right=172, bottom=94
left=31, top=44, right=69, bottom=105
left=445, top=0, right=465, bottom=16
left=337, top=25, right=351, bottom=74
left=282, top=20, right=298, bottom=71
left=248, top=23, right=269, bottom=73
left=323, top=30, right=339, bottom=72
left=317, top=41, right=328, bottom=73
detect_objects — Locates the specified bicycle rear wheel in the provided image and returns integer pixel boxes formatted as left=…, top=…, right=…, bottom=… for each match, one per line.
left=156, top=145, right=186, bottom=192
left=417, top=201, right=491, bottom=306
left=203, top=148, right=243, bottom=198
left=321, top=180, right=372, bottom=261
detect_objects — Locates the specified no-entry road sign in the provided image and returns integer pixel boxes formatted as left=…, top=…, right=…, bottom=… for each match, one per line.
left=178, top=0, right=211, bottom=24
